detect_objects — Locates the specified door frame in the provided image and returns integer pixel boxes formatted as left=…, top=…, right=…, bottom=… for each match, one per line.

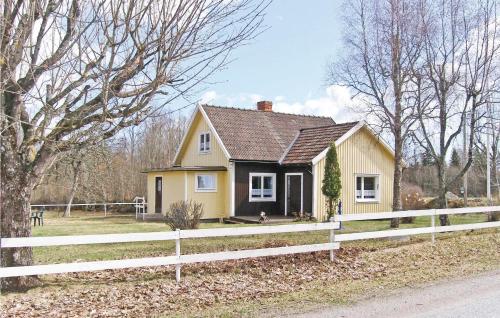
left=284, top=172, right=303, bottom=216
left=154, top=176, right=163, bottom=213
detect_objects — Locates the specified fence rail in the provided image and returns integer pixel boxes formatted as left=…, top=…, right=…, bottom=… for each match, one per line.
left=334, top=205, right=499, bottom=244
left=0, top=222, right=340, bottom=281
left=0, top=206, right=498, bottom=283
left=30, top=198, right=147, bottom=217
left=334, top=206, right=499, bottom=221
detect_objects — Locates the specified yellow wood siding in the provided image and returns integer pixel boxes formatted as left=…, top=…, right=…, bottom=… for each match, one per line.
left=177, top=112, right=229, bottom=167
left=187, top=171, right=228, bottom=218
left=314, top=127, right=394, bottom=220
left=147, top=171, right=184, bottom=214
left=146, top=170, right=228, bottom=218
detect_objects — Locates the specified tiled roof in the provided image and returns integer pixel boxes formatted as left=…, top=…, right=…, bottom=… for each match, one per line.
left=202, top=105, right=335, bottom=161
left=281, top=122, right=359, bottom=164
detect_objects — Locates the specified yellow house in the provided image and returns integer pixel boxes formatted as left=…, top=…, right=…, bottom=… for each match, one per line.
left=144, top=101, right=395, bottom=221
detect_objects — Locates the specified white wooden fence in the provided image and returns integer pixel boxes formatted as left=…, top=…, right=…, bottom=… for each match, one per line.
left=333, top=206, right=500, bottom=244
left=30, top=197, right=147, bottom=217
left=0, top=206, right=498, bottom=283
left=0, top=222, right=340, bottom=283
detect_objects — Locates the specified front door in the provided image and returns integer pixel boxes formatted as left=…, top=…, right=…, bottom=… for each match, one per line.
left=155, top=177, right=162, bottom=213
left=285, top=173, right=302, bottom=216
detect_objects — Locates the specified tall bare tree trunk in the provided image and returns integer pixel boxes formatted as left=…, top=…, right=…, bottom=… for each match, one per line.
left=391, top=113, right=403, bottom=228
left=437, top=161, right=450, bottom=226
left=63, top=161, right=82, bottom=217
left=1, top=145, right=40, bottom=291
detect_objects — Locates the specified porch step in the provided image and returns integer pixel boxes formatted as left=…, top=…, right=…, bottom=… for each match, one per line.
left=223, top=218, right=245, bottom=225
left=228, top=216, right=261, bottom=224
left=228, top=216, right=296, bottom=224
left=139, top=214, right=166, bottom=222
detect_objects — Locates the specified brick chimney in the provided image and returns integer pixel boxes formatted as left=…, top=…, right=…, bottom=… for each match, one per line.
left=257, top=100, right=273, bottom=112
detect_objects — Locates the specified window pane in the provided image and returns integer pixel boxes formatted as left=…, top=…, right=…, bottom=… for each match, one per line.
left=263, top=176, right=273, bottom=197
left=199, top=134, right=205, bottom=151
left=251, top=176, right=261, bottom=197
left=205, top=133, right=210, bottom=150
left=197, top=175, right=215, bottom=190
left=364, top=177, right=376, bottom=198
left=197, top=176, right=205, bottom=188
left=356, top=177, right=362, bottom=198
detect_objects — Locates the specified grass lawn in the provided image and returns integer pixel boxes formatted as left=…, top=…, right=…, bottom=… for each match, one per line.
left=31, top=210, right=491, bottom=264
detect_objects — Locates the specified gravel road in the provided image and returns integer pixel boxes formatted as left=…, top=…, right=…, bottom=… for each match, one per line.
left=287, top=270, right=500, bottom=318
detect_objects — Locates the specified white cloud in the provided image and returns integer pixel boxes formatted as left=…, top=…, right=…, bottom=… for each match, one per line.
left=197, top=86, right=361, bottom=123
left=248, top=93, right=263, bottom=104
left=273, top=85, right=360, bottom=122
left=200, top=90, right=217, bottom=104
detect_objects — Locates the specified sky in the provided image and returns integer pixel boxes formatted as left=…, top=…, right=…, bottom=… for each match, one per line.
left=182, top=0, right=358, bottom=122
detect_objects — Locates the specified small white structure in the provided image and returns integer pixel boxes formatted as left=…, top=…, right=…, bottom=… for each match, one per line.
left=134, top=197, right=147, bottom=220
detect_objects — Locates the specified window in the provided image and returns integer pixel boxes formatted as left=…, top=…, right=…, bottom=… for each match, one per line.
left=195, top=174, right=216, bottom=192
left=199, top=132, right=210, bottom=153
left=249, top=173, right=276, bottom=202
left=356, top=175, right=380, bottom=202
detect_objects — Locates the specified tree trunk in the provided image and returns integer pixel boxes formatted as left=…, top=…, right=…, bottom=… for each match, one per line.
left=390, top=120, right=403, bottom=228
left=327, top=198, right=333, bottom=220
left=63, top=175, right=79, bottom=217
left=64, top=161, right=82, bottom=217
left=0, top=148, right=40, bottom=291
left=437, top=162, right=450, bottom=226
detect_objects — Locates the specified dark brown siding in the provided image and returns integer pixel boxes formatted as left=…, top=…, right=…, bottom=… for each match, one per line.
left=235, top=162, right=280, bottom=216
left=234, top=162, right=313, bottom=216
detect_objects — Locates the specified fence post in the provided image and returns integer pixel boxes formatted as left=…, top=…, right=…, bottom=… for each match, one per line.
left=431, top=209, right=436, bottom=244
left=329, top=217, right=336, bottom=261
left=175, top=229, right=181, bottom=283
left=104, top=203, right=107, bottom=217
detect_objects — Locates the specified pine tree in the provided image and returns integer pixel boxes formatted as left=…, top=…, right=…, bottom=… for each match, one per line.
left=322, top=143, right=342, bottom=220
left=421, top=149, right=434, bottom=166
left=450, top=148, right=461, bottom=167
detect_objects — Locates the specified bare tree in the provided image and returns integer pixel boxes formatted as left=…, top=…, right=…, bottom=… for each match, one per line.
left=63, top=151, right=83, bottom=217
left=329, top=0, right=423, bottom=227
left=0, top=0, right=268, bottom=291
left=413, top=0, right=500, bottom=225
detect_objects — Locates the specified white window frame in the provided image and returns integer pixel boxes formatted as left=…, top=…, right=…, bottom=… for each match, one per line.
left=249, top=173, right=276, bottom=202
left=355, top=174, right=380, bottom=203
left=199, top=132, right=211, bottom=154
left=195, top=173, right=217, bottom=192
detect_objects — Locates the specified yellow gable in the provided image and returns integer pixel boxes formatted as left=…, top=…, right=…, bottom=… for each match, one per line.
left=175, top=109, right=229, bottom=167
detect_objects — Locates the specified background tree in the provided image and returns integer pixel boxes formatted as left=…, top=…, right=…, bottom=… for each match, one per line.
left=329, top=0, right=423, bottom=228
left=413, top=0, right=500, bottom=225
left=322, top=143, right=342, bottom=220
left=0, top=0, right=268, bottom=291
left=450, top=148, right=461, bottom=167
left=31, top=114, right=187, bottom=205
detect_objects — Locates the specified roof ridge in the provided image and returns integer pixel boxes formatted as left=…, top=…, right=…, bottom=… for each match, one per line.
left=299, top=121, right=359, bottom=132
left=201, top=104, right=335, bottom=120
